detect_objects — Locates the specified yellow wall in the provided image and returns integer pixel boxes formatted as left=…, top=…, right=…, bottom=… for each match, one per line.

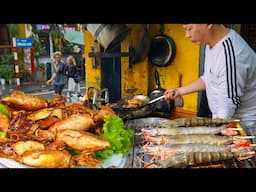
left=148, top=24, right=200, bottom=112
left=84, top=24, right=149, bottom=97
left=18, top=24, right=26, bottom=38
left=121, top=24, right=149, bottom=98
left=84, top=30, right=102, bottom=90
left=84, top=24, right=200, bottom=112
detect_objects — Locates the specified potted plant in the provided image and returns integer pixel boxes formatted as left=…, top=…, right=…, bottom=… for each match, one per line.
left=0, top=54, right=15, bottom=85
left=35, top=63, right=46, bottom=82
left=0, top=65, right=6, bottom=85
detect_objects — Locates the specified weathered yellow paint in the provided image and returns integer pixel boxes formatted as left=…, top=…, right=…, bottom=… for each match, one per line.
left=121, top=24, right=148, bottom=98
left=148, top=24, right=200, bottom=112
left=84, top=30, right=101, bottom=90
left=83, top=24, right=200, bottom=112
left=18, top=24, right=26, bottom=38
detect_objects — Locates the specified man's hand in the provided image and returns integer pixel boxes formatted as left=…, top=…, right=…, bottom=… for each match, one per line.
left=164, top=88, right=181, bottom=100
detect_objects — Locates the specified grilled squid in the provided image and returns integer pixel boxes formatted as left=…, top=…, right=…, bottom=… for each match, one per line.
left=56, top=129, right=110, bottom=151
left=18, top=150, right=72, bottom=168
left=1, top=91, right=48, bottom=111
left=49, top=114, right=96, bottom=133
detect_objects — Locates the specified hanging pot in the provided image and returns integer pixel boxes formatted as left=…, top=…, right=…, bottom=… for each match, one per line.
left=85, top=24, right=131, bottom=52
left=148, top=34, right=176, bottom=67
left=148, top=70, right=174, bottom=113
left=131, top=26, right=151, bottom=63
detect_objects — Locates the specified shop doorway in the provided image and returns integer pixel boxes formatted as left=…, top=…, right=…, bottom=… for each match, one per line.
left=101, top=45, right=121, bottom=103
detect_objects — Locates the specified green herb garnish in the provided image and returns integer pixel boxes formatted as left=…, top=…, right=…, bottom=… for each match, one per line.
left=0, top=104, right=9, bottom=117
left=0, top=131, right=7, bottom=138
left=95, top=115, right=134, bottom=160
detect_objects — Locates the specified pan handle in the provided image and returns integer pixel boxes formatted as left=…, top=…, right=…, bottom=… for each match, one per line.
left=155, top=70, right=161, bottom=89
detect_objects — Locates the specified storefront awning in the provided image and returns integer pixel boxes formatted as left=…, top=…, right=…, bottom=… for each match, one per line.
left=64, top=30, right=84, bottom=45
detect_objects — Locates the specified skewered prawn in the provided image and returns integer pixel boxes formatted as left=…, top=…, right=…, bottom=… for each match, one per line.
left=160, top=117, right=239, bottom=127
left=141, top=125, right=239, bottom=137
left=144, top=134, right=251, bottom=146
left=147, top=149, right=255, bottom=168
left=142, top=143, right=247, bottom=160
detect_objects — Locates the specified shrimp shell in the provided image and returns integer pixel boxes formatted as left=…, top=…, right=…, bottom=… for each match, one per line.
left=152, top=152, right=235, bottom=168
left=152, top=149, right=255, bottom=168
left=160, top=117, right=238, bottom=127
left=143, top=143, right=234, bottom=160
left=144, top=134, right=236, bottom=145
left=141, top=125, right=236, bottom=136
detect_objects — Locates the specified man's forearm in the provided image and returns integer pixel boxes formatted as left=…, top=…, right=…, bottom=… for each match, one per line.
left=178, top=78, right=206, bottom=95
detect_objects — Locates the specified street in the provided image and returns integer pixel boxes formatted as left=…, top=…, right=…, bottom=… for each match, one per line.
left=0, top=81, right=86, bottom=100
left=30, top=86, right=86, bottom=99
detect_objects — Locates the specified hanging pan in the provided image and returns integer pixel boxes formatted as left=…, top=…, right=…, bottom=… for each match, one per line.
left=148, top=25, right=176, bottom=67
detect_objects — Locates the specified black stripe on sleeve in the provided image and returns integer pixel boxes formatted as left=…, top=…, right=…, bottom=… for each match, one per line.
left=222, top=42, right=230, bottom=98
left=227, top=38, right=241, bottom=106
left=223, top=39, right=240, bottom=108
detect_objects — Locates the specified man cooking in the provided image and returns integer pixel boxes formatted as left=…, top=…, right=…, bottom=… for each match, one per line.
left=164, top=24, right=256, bottom=142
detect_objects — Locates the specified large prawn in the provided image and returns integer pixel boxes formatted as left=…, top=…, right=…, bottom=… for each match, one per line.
left=159, top=117, right=239, bottom=127
left=144, top=134, right=252, bottom=146
left=141, top=125, right=239, bottom=137
left=142, top=143, right=249, bottom=161
left=146, top=149, right=255, bottom=168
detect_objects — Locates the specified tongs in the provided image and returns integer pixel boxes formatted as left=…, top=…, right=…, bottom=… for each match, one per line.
left=147, top=95, right=166, bottom=105
left=121, top=95, right=166, bottom=110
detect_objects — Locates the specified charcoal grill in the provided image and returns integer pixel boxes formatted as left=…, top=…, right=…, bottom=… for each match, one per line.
left=124, top=117, right=256, bottom=168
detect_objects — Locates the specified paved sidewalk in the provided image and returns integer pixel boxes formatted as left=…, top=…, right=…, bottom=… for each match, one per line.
left=0, top=80, right=86, bottom=98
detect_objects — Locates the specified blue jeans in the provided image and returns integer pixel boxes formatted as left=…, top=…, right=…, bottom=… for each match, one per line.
left=54, top=84, right=65, bottom=95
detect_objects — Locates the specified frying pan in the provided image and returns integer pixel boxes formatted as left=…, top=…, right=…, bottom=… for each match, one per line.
left=120, top=94, right=165, bottom=110
left=149, top=70, right=174, bottom=113
left=111, top=95, right=154, bottom=120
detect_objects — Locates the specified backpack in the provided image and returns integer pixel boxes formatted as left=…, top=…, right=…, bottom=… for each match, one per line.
left=73, top=74, right=81, bottom=83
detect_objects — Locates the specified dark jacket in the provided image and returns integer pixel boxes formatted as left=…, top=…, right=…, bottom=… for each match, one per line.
left=65, top=65, right=78, bottom=78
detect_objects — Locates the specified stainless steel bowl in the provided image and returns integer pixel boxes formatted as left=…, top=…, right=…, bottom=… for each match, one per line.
left=133, top=95, right=150, bottom=105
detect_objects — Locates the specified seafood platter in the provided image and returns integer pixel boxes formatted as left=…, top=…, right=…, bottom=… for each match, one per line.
left=1, top=91, right=256, bottom=168
left=124, top=117, right=256, bottom=168
left=0, top=91, right=134, bottom=168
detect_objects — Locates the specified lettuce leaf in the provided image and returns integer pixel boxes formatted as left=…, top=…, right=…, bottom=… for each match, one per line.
left=95, top=115, right=134, bottom=160
left=0, top=104, right=9, bottom=117
left=0, top=131, right=7, bottom=138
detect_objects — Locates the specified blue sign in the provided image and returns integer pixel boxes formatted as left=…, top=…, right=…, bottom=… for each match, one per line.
left=16, top=38, right=33, bottom=48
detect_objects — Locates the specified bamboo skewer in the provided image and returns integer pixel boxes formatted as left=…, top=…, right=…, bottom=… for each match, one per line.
left=234, top=136, right=255, bottom=139
left=227, top=128, right=243, bottom=131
